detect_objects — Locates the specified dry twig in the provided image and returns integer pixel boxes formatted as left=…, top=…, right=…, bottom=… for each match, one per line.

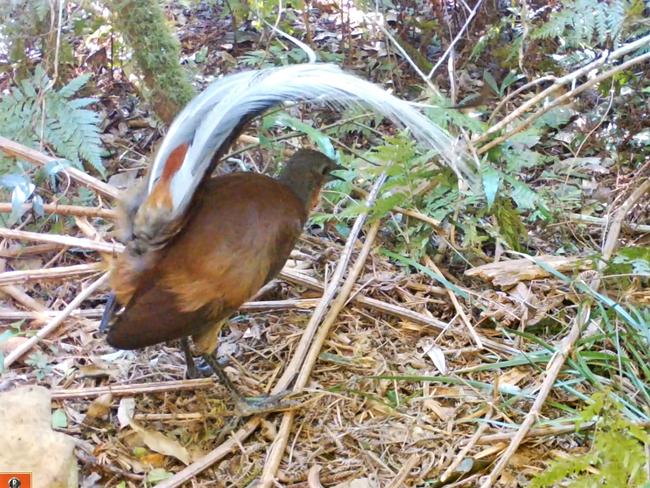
left=3, top=273, right=109, bottom=368
left=475, top=33, right=650, bottom=145
left=259, top=188, right=385, bottom=485
left=386, top=454, right=421, bottom=488
left=51, top=378, right=215, bottom=400
left=478, top=50, right=650, bottom=154
left=0, top=262, right=103, bottom=286
left=0, top=135, right=119, bottom=199
left=0, top=228, right=123, bottom=254
left=0, top=202, right=115, bottom=220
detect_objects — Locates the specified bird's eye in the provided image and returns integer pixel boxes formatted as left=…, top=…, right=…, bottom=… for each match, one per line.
left=320, top=165, right=330, bottom=175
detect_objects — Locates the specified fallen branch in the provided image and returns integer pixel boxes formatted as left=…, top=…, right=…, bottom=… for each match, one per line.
left=1, top=284, right=46, bottom=312
left=475, top=33, right=650, bottom=145
left=0, top=135, right=119, bottom=199
left=568, top=213, right=650, bottom=234
left=0, top=289, right=449, bottom=334
left=465, top=255, right=587, bottom=288
left=3, top=273, right=109, bottom=368
left=478, top=50, right=650, bottom=155
left=280, top=268, right=449, bottom=331
left=51, top=378, right=215, bottom=400
left=0, top=243, right=61, bottom=258
left=0, top=263, right=104, bottom=286
left=0, top=202, right=115, bottom=220
left=260, top=184, right=386, bottom=486
left=0, top=228, right=123, bottom=254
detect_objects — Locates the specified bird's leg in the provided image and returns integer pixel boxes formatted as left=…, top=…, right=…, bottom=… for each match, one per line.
left=182, top=337, right=203, bottom=379
left=99, top=293, right=117, bottom=333
left=200, top=353, right=301, bottom=416
left=181, top=337, right=221, bottom=379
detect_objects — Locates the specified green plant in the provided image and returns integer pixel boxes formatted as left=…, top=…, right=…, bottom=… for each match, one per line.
left=239, top=45, right=312, bottom=68
left=531, top=391, right=650, bottom=487
left=0, top=65, right=104, bottom=174
left=531, top=0, right=645, bottom=49
left=0, top=65, right=104, bottom=223
left=25, top=351, right=52, bottom=381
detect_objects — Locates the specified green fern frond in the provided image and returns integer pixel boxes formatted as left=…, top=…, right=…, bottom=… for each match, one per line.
left=531, top=0, right=642, bottom=50
left=57, top=73, right=92, bottom=98
left=532, top=392, right=650, bottom=488
left=0, top=66, right=105, bottom=176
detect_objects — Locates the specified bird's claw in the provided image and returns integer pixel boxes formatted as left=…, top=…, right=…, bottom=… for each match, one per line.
left=185, top=355, right=229, bottom=379
left=234, top=390, right=307, bottom=416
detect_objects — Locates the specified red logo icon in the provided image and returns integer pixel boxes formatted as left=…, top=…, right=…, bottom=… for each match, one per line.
left=0, top=473, right=31, bottom=488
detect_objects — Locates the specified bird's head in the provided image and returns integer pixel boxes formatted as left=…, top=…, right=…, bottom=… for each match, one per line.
left=278, top=149, right=342, bottom=209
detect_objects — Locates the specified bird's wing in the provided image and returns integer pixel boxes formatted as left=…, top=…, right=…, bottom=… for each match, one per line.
left=106, top=174, right=305, bottom=350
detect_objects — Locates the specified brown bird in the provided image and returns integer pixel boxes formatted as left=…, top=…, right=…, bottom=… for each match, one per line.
left=101, top=64, right=474, bottom=415
left=105, top=150, right=337, bottom=413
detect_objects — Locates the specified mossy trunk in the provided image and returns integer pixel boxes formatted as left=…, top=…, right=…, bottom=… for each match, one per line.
left=108, top=0, right=195, bottom=124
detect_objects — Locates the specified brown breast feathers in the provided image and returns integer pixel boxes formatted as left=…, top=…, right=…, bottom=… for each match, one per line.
left=106, top=172, right=307, bottom=349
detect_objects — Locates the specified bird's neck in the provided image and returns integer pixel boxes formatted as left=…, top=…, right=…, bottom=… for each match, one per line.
left=278, top=174, right=320, bottom=212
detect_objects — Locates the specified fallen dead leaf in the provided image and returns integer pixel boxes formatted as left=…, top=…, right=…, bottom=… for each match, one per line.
left=423, top=398, right=456, bottom=420
left=117, top=397, right=135, bottom=430
left=419, top=338, right=447, bottom=374
left=84, top=393, right=112, bottom=424
left=129, top=420, right=191, bottom=465
left=140, top=452, right=167, bottom=468
left=77, top=363, right=119, bottom=378
left=499, top=368, right=530, bottom=388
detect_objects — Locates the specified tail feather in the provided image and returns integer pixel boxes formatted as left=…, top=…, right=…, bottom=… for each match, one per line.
left=146, top=64, right=476, bottom=228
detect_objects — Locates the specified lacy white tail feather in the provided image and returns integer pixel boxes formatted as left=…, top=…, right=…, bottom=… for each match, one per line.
left=147, top=63, right=476, bottom=223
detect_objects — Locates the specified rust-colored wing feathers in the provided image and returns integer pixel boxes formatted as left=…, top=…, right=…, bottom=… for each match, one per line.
left=106, top=173, right=306, bottom=350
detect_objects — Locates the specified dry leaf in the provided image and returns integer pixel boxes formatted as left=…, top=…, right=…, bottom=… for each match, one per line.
left=129, top=420, right=191, bottom=465
left=499, top=368, right=529, bottom=388
left=475, top=443, right=507, bottom=459
left=140, top=452, right=167, bottom=468
left=418, top=338, right=447, bottom=374
left=0, top=336, right=29, bottom=358
left=0, top=335, right=28, bottom=353
left=423, top=398, right=456, bottom=420
left=308, top=465, right=324, bottom=488
left=77, top=363, right=118, bottom=378
left=366, top=399, right=398, bottom=417
left=84, top=393, right=112, bottom=423
left=426, top=346, right=447, bottom=374
left=260, top=418, right=277, bottom=441
left=117, top=397, right=135, bottom=430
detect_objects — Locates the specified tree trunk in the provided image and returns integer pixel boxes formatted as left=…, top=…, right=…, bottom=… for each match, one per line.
left=108, top=0, right=195, bottom=124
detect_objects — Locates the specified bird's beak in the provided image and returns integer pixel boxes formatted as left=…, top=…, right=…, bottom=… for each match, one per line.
left=326, top=164, right=346, bottom=182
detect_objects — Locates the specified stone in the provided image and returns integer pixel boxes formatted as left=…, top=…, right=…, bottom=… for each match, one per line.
left=0, top=385, right=78, bottom=487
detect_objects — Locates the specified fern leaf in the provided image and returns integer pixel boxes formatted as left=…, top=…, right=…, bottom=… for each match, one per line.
left=58, top=73, right=91, bottom=98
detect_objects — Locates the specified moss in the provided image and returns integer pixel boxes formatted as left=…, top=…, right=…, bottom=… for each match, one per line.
left=110, top=0, right=195, bottom=123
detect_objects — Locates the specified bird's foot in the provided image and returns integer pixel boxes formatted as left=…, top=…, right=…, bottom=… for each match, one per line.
left=185, top=355, right=229, bottom=379
left=234, top=390, right=307, bottom=417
